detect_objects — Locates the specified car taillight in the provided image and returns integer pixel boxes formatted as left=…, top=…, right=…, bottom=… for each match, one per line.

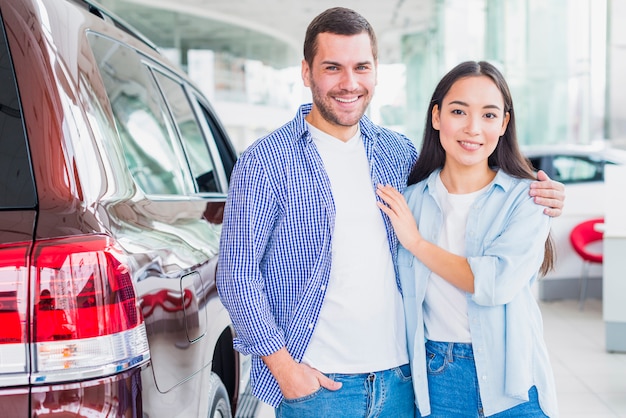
left=0, top=243, right=29, bottom=387
left=0, top=243, right=28, bottom=345
left=31, top=235, right=149, bottom=383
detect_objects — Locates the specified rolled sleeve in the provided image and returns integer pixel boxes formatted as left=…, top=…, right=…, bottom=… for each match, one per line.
left=470, top=182, right=551, bottom=306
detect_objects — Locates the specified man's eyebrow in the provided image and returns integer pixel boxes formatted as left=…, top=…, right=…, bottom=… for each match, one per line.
left=320, top=60, right=373, bottom=66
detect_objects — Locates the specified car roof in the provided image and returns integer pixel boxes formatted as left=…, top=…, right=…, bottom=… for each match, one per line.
left=78, top=0, right=159, bottom=51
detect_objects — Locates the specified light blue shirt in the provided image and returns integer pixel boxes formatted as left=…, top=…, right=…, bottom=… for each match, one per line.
left=216, top=104, right=418, bottom=407
left=399, top=169, right=558, bottom=417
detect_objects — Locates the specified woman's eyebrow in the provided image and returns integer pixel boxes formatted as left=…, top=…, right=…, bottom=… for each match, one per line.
left=447, top=100, right=502, bottom=110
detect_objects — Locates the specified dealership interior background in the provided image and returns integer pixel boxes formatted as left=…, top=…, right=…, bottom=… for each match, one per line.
left=99, top=0, right=626, bottom=153
left=97, top=0, right=626, bottom=416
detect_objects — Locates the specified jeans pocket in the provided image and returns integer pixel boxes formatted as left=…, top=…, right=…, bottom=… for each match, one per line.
left=425, top=345, right=447, bottom=375
left=393, top=363, right=412, bottom=382
left=281, top=386, right=325, bottom=404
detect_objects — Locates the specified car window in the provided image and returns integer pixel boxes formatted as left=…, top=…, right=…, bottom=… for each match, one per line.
left=0, top=12, right=36, bottom=209
left=152, top=71, right=220, bottom=193
left=552, top=155, right=606, bottom=184
left=87, top=33, right=191, bottom=196
left=527, top=157, right=545, bottom=173
left=194, top=98, right=237, bottom=183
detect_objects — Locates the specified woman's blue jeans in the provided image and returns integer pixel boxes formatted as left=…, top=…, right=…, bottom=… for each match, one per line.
left=275, top=364, right=414, bottom=418
left=421, top=340, right=548, bottom=417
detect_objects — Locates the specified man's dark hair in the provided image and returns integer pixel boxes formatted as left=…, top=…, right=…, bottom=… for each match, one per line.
left=303, top=7, right=378, bottom=67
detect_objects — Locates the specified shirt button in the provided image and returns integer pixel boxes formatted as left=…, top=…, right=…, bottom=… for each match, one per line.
left=320, top=285, right=326, bottom=291
left=481, top=375, right=487, bottom=381
left=308, top=323, right=314, bottom=330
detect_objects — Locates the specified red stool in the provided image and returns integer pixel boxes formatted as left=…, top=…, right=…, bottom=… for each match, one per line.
left=569, top=218, right=604, bottom=310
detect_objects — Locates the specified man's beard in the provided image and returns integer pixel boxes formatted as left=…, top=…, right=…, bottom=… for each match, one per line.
left=310, top=83, right=372, bottom=128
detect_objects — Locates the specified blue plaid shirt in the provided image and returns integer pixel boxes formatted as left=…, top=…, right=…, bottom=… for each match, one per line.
left=216, top=104, right=418, bottom=407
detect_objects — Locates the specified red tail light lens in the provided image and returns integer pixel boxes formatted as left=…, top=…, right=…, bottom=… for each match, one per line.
left=31, top=235, right=149, bottom=382
left=0, top=243, right=28, bottom=345
left=33, top=236, right=138, bottom=341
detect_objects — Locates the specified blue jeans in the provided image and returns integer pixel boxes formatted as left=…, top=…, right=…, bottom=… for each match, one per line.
left=275, top=364, right=414, bottom=418
left=421, top=340, right=548, bottom=417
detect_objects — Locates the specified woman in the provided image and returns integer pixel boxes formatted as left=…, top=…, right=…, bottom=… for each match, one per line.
left=376, top=61, right=558, bottom=417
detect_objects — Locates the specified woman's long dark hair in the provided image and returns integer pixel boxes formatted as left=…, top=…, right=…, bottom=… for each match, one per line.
left=409, top=61, right=554, bottom=275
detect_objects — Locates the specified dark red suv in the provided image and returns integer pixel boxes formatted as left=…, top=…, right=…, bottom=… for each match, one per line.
left=0, top=0, right=246, bottom=416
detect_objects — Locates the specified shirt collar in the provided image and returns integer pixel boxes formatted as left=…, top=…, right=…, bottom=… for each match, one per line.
left=424, top=167, right=514, bottom=196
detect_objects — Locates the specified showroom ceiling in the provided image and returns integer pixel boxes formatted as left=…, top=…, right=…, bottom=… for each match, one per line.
left=99, top=0, right=435, bottom=67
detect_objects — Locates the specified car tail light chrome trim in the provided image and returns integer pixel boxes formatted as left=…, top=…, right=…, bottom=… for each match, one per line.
left=33, top=325, right=149, bottom=384
left=0, top=345, right=29, bottom=387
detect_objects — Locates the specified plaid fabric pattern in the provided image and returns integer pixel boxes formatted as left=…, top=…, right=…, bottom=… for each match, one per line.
left=216, top=103, right=418, bottom=407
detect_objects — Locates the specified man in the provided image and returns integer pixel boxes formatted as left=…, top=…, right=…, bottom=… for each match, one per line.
left=217, top=7, right=565, bottom=417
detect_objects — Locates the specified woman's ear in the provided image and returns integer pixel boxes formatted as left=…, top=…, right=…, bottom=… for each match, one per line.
left=500, top=111, right=511, bottom=136
left=432, top=104, right=441, bottom=131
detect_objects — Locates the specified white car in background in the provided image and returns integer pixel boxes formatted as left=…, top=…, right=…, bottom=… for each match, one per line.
left=522, top=143, right=626, bottom=288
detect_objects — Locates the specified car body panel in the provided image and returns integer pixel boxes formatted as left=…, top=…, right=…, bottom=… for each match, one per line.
left=0, top=0, right=241, bottom=416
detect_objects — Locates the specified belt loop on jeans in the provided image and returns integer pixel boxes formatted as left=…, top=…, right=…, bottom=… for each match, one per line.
left=446, top=342, right=454, bottom=362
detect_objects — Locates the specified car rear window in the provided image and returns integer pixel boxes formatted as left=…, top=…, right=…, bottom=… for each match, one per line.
left=0, top=11, right=36, bottom=209
left=552, top=155, right=606, bottom=183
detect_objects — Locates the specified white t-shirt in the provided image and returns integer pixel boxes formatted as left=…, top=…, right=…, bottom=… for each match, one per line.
left=424, top=174, right=490, bottom=343
left=301, top=124, right=408, bottom=373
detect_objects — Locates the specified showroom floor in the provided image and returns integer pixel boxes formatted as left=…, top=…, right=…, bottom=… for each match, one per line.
left=251, top=297, right=626, bottom=418
left=540, top=298, right=626, bottom=417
